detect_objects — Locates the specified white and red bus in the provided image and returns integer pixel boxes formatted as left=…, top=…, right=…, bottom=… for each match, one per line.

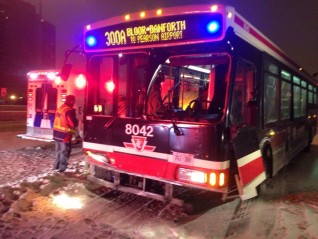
left=18, top=69, right=86, bottom=142
left=81, top=4, right=318, bottom=202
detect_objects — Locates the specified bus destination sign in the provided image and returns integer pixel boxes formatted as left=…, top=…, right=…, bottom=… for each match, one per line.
left=85, top=13, right=224, bottom=51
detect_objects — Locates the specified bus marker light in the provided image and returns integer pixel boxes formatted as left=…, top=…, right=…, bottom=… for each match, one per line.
left=219, top=173, right=225, bottom=186
left=209, top=172, right=217, bottom=186
left=156, top=9, right=162, bottom=15
left=269, top=130, right=275, bottom=136
left=125, top=14, right=130, bottom=21
left=227, top=11, right=233, bottom=19
left=140, top=11, right=146, bottom=18
left=211, top=5, right=218, bottom=12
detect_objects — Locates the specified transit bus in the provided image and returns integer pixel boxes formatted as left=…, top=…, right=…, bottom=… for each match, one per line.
left=18, top=69, right=86, bottom=142
left=81, top=4, right=318, bottom=202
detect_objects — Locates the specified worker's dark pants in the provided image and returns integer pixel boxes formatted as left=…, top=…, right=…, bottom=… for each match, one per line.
left=54, top=141, right=71, bottom=171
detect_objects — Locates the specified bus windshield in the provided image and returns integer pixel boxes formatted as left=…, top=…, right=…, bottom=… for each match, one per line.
left=86, top=52, right=230, bottom=122
left=147, top=53, right=230, bottom=121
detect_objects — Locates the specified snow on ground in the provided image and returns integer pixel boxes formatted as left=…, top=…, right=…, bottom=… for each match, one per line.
left=0, top=131, right=318, bottom=238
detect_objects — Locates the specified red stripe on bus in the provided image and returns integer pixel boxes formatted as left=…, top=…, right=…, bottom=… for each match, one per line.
left=238, top=155, right=264, bottom=186
left=107, top=152, right=177, bottom=180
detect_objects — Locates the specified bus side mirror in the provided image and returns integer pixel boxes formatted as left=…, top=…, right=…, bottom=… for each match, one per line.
left=60, top=63, right=72, bottom=81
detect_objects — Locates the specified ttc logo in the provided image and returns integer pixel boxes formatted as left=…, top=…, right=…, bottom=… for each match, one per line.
left=124, top=136, right=156, bottom=152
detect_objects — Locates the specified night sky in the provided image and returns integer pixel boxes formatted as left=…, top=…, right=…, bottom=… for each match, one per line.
left=23, top=0, right=318, bottom=76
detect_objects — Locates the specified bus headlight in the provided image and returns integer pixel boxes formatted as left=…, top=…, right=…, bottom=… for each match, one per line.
left=178, top=168, right=207, bottom=184
left=178, top=167, right=226, bottom=187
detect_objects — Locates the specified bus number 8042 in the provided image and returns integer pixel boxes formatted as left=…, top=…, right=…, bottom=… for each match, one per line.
left=125, top=124, right=154, bottom=137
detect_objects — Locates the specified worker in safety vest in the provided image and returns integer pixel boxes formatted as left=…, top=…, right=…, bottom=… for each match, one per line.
left=53, top=95, right=78, bottom=172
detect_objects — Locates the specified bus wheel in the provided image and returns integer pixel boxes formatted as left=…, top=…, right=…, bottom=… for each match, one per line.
left=257, top=145, right=273, bottom=196
left=262, top=145, right=273, bottom=179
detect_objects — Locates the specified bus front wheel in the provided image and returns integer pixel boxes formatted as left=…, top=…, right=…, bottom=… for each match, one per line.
left=262, top=145, right=273, bottom=179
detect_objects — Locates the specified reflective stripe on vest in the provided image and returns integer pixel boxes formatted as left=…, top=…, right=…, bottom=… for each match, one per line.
left=53, top=104, right=74, bottom=133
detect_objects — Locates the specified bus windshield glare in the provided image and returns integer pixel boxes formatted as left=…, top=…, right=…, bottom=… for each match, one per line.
left=86, top=52, right=229, bottom=122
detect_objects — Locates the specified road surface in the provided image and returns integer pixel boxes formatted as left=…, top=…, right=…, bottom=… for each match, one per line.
left=0, top=128, right=317, bottom=238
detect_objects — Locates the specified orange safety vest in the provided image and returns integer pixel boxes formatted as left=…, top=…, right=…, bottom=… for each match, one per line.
left=53, top=104, right=75, bottom=134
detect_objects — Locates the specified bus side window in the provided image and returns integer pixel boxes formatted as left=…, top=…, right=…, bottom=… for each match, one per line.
left=231, top=61, right=256, bottom=126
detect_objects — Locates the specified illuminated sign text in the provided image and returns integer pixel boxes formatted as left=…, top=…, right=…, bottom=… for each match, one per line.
left=85, top=13, right=224, bottom=51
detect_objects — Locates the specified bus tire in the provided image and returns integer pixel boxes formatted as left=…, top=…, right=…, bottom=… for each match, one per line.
left=262, top=145, right=273, bottom=179
left=257, top=145, right=273, bottom=196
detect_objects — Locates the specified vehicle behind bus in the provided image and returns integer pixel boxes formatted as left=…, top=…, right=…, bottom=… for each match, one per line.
left=18, top=69, right=86, bottom=142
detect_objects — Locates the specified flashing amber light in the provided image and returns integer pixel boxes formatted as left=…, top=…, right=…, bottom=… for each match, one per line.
left=211, top=5, right=218, bottom=12
left=209, top=172, right=217, bottom=186
left=219, top=173, right=225, bottom=186
left=269, top=129, right=275, bottom=136
left=209, top=172, right=225, bottom=187
left=125, top=14, right=130, bottom=20
left=140, top=11, right=146, bottom=18
left=75, top=74, right=86, bottom=89
left=156, top=9, right=162, bottom=15
left=106, top=81, right=115, bottom=92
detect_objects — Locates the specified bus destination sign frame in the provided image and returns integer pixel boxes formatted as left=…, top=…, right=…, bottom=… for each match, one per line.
left=84, top=13, right=225, bottom=52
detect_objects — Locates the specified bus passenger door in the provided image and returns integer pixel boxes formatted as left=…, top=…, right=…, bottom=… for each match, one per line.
left=230, top=60, right=266, bottom=200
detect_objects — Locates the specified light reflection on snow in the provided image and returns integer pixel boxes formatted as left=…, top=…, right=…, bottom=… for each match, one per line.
left=52, top=193, right=84, bottom=209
